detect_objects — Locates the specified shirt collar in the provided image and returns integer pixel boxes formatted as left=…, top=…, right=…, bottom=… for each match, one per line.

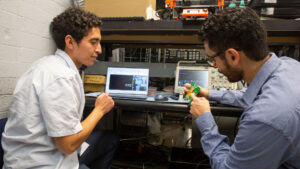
left=55, top=49, right=79, bottom=72
left=242, top=53, right=281, bottom=106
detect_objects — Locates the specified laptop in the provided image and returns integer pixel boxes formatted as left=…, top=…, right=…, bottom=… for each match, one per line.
left=105, top=67, right=149, bottom=100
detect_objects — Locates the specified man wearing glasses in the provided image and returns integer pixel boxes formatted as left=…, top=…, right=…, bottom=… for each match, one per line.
left=184, top=7, right=300, bottom=169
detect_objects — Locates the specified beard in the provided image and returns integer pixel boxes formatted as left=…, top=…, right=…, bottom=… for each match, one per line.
left=219, top=59, right=243, bottom=83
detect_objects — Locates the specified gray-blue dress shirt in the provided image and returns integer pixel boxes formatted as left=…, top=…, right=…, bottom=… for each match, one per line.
left=195, top=53, right=300, bottom=169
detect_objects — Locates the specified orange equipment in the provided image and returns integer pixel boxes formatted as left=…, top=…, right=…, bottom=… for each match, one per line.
left=182, top=8, right=209, bottom=19
left=218, top=0, right=225, bottom=8
left=164, top=0, right=225, bottom=20
left=165, top=0, right=176, bottom=8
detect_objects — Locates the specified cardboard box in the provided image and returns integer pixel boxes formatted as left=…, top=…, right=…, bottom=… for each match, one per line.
left=85, top=0, right=156, bottom=18
left=84, top=75, right=106, bottom=92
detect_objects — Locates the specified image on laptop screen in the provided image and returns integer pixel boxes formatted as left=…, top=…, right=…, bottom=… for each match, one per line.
left=105, top=67, right=149, bottom=96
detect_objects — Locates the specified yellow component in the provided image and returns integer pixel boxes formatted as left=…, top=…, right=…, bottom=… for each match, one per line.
left=84, top=75, right=106, bottom=92
left=185, top=88, right=194, bottom=98
left=84, top=75, right=106, bottom=84
left=84, top=84, right=105, bottom=92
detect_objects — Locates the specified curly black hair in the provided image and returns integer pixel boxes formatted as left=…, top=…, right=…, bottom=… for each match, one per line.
left=199, top=7, right=269, bottom=61
left=50, top=8, right=102, bottom=50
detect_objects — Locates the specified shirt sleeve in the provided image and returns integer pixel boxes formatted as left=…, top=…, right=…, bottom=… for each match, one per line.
left=195, top=112, right=290, bottom=169
left=209, top=89, right=247, bottom=108
left=39, top=77, right=83, bottom=137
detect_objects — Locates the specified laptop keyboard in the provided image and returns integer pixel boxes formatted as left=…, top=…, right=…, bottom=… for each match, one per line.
left=109, top=93, right=147, bottom=100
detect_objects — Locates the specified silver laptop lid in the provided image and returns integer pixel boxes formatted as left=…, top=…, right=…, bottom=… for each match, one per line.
left=105, top=67, right=149, bottom=96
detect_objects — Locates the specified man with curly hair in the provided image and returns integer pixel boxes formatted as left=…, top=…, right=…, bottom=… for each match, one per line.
left=185, top=7, right=300, bottom=169
left=2, top=8, right=119, bottom=169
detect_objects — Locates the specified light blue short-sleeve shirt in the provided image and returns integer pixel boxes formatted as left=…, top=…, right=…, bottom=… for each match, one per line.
left=2, top=49, right=85, bottom=169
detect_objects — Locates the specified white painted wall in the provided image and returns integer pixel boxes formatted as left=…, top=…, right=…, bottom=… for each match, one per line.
left=0, top=0, right=74, bottom=119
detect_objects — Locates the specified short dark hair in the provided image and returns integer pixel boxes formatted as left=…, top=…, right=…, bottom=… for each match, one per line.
left=199, top=7, right=269, bottom=61
left=50, top=8, right=102, bottom=50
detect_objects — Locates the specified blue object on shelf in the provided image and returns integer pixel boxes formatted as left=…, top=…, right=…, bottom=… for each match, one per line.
left=229, top=3, right=236, bottom=7
left=239, top=0, right=245, bottom=7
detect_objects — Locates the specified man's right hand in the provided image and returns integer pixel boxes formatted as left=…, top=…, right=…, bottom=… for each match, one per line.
left=94, top=93, right=115, bottom=115
left=54, top=93, right=115, bottom=155
left=182, top=83, right=209, bottom=99
left=190, top=93, right=211, bottom=118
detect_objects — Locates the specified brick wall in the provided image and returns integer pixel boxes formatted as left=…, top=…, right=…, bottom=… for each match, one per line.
left=0, top=0, right=74, bottom=119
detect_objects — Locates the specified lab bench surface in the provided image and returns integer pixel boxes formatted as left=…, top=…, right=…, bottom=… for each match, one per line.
left=85, top=96, right=243, bottom=117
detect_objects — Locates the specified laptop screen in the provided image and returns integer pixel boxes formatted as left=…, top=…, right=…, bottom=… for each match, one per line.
left=105, top=67, right=149, bottom=95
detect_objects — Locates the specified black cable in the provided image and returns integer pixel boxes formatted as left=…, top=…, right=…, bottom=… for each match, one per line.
left=184, top=137, right=192, bottom=147
left=241, top=80, right=247, bottom=87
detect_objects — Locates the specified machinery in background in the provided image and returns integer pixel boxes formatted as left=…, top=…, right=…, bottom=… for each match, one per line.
left=163, top=0, right=225, bottom=20
left=174, top=61, right=238, bottom=94
left=159, top=0, right=260, bottom=20
left=248, top=0, right=300, bottom=19
left=161, top=0, right=300, bottom=20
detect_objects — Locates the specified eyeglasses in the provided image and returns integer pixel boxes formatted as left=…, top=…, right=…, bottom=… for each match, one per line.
left=207, top=52, right=221, bottom=67
left=206, top=48, right=241, bottom=67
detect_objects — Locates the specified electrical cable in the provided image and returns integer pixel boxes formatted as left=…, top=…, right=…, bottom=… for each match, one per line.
left=184, top=137, right=192, bottom=147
